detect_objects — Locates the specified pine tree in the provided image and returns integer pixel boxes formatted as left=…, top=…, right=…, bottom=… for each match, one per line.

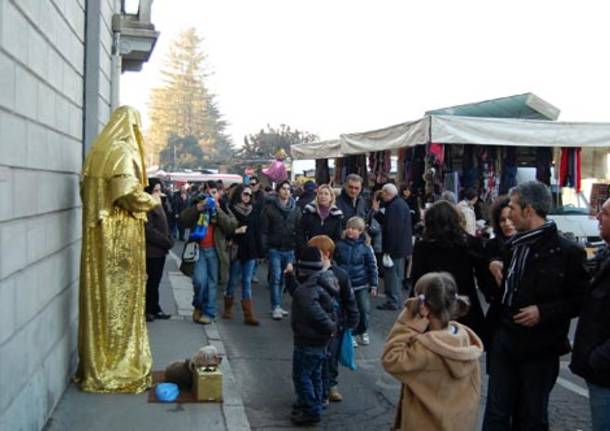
left=146, top=28, right=233, bottom=167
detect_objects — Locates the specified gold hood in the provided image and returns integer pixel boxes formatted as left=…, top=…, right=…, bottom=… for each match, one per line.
left=81, top=106, right=149, bottom=226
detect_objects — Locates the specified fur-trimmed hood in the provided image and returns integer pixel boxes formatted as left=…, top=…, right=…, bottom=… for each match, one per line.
left=303, top=202, right=343, bottom=218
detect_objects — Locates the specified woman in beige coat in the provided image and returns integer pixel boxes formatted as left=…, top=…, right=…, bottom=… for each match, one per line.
left=382, top=272, right=484, bottom=431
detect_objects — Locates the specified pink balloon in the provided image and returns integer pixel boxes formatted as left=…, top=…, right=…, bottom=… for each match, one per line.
left=262, top=159, right=288, bottom=183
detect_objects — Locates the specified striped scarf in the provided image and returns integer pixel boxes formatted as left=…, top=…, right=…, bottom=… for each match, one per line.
left=502, top=221, right=556, bottom=306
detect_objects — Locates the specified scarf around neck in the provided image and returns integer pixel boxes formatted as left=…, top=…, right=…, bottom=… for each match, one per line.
left=233, top=202, right=253, bottom=217
left=318, top=204, right=330, bottom=221
left=502, top=221, right=556, bottom=306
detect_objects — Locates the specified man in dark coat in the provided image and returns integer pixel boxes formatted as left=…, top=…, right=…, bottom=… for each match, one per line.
left=260, top=180, right=301, bottom=319
left=482, top=181, right=589, bottom=431
left=171, top=185, right=190, bottom=240
left=335, top=174, right=368, bottom=226
left=373, top=183, right=412, bottom=310
left=296, top=180, right=317, bottom=210
left=570, top=197, right=610, bottom=430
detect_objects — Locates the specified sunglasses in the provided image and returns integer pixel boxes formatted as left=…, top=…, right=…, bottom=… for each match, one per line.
left=250, top=182, right=258, bottom=186
left=242, top=192, right=252, bottom=197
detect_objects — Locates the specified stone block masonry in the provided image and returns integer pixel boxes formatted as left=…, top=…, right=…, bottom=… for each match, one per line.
left=0, top=0, right=118, bottom=429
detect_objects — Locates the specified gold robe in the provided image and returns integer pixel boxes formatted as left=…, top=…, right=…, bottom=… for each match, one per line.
left=76, top=106, right=158, bottom=393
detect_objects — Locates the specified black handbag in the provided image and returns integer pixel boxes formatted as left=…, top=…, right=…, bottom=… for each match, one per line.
left=180, top=240, right=199, bottom=277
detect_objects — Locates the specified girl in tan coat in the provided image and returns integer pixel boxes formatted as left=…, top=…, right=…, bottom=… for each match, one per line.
left=382, top=272, right=483, bottom=431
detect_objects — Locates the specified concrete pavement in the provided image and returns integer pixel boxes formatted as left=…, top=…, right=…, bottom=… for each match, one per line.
left=46, top=252, right=249, bottom=431
left=214, top=263, right=593, bottom=430
left=46, top=243, right=593, bottom=431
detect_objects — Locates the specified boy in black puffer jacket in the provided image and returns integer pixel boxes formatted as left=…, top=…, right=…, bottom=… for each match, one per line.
left=285, top=247, right=339, bottom=426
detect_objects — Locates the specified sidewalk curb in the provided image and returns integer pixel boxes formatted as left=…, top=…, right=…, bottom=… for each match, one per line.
left=169, top=250, right=251, bottom=431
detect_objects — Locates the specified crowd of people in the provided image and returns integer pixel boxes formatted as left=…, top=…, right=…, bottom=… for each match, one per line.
left=141, top=174, right=610, bottom=430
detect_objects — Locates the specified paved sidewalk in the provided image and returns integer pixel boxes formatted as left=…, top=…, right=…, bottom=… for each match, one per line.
left=46, top=253, right=250, bottom=431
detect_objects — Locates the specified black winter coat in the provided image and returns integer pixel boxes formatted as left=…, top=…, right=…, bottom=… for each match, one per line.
left=260, top=197, right=300, bottom=252
left=330, top=266, right=360, bottom=331
left=296, top=191, right=316, bottom=209
left=496, top=224, right=589, bottom=358
left=228, top=204, right=261, bottom=261
left=336, top=190, right=368, bottom=226
left=334, top=236, right=379, bottom=290
left=286, top=271, right=339, bottom=347
left=296, top=203, right=343, bottom=256
left=172, top=192, right=190, bottom=222
left=411, top=236, right=490, bottom=341
left=145, top=205, right=174, bottom=258
left=374, top=196, right=412, bottom=258
left=571, top=257, right=610, bottom=387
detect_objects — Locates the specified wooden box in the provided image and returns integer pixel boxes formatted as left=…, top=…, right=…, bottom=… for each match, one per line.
left=192, top=368, right=223, bottom=402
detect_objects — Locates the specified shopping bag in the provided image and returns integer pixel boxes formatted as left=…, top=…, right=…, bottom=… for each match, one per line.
left=338, top=329, right=357, bottom=370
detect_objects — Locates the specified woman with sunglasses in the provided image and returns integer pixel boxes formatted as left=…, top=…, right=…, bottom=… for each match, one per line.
left=223, top=184, right=261, bottom=325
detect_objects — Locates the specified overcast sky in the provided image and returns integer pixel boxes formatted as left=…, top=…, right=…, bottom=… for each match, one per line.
left=120, top=0, right=610, bottom=146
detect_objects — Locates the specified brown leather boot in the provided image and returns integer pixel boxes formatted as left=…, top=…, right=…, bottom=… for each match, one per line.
left=192, top=309, right=202, bottom=323
left=241, top=299, right=260, bottom=326
left=222, top=296, right=234, bottom=319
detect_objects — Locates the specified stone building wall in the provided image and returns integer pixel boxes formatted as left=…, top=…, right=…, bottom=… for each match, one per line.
left=0, top=0, right=119, bottom=428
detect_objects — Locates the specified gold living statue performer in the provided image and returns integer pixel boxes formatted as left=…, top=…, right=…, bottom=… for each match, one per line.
left=76, top=106, right=159, bottom=393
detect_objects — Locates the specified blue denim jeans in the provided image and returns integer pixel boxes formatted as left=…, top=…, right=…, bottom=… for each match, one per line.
left=293, top=345, right=326, bottom=418
left=192, top=247, right=219, bottom=318
left=268, top=249, right=294, bottom=310
left=354, top=288, right=370, bottom=335
left=226, top=259, right=256, bottom=300
left=383, top=257, right=405, bottom=308
left=588, top=382, right=610, bottom=431
left=322, top=333, right=341, bottom=398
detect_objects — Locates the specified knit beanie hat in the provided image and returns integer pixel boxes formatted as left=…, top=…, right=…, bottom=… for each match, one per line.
left=297, top=247, right=323, bottom=279
left=303, top=180, right=317, bottom=192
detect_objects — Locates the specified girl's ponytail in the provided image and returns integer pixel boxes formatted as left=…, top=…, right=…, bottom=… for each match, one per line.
left=413, top=272, right=469, bottom=327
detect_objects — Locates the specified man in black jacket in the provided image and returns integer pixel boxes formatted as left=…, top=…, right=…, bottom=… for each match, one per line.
left=373, top=183, right=412, bottom=310
left=570, top=197, right=610, bottom=430
left=483, top=181, right=589, bottom=431
left=335, top=174, right=368, bottom=226
left=260, top=180, right=301, bottom=320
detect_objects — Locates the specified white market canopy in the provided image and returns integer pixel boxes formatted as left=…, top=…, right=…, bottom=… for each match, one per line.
left=292, top=115, right=610, bottom=159
left=291, top=139, right=344, bottom=159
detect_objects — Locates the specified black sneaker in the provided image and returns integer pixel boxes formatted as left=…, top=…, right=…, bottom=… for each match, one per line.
left=291, top=411, right=321, bottom=426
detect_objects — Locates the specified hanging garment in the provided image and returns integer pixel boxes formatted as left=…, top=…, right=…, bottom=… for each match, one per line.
left=462, top=145, right=478, bottom=190
left=368, top=151, right=391, bottom=185
left=411, top=146, right=427, bottom=195
left=334, top=157, right=343, bottom=184
left=559, top=148, right=582, bottom=192
left=536, top=147, right=553, bottom=185
left=429, top=143, right=445, bottom=166
left=499, top=147, right=518, bottom=195
left=315, top=159, right=330, bottom=185
left=397, top=148, right=407, bottom=184
left=480, top=147, right=499, bottom=203
left=444, top=172, right=460, bottom=199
